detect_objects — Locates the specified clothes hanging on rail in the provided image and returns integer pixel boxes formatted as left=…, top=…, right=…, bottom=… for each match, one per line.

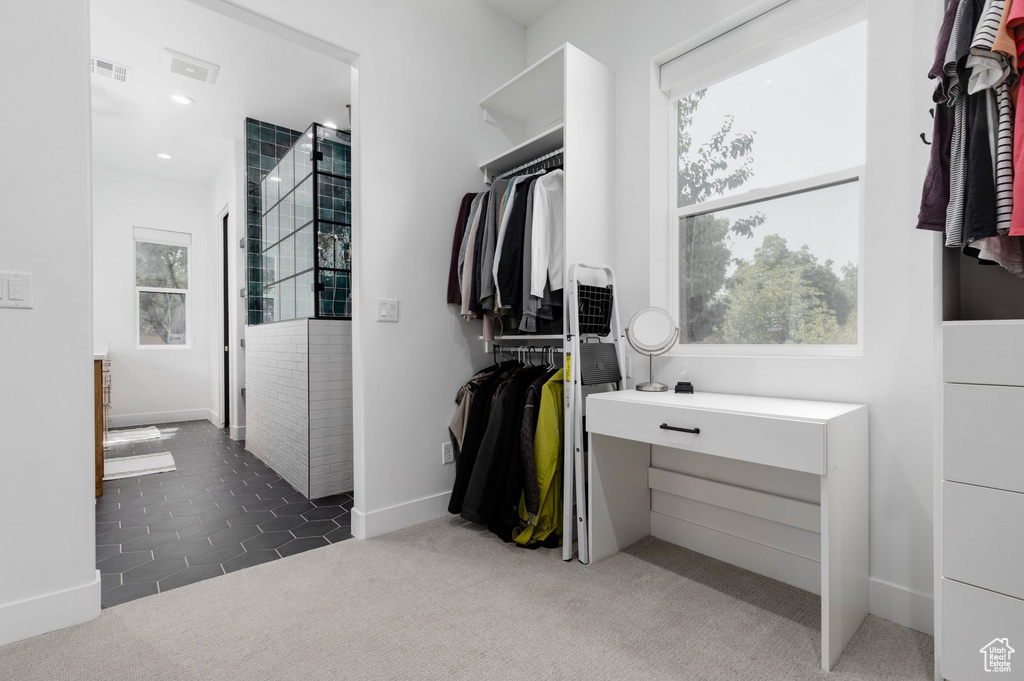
left=448, top=355, right=562, bottom=547
left=448, top=193, right=477, bottom=305
left=917, top=0, right=1024, bottom=276
left=448, top=157, right=565, bottom=335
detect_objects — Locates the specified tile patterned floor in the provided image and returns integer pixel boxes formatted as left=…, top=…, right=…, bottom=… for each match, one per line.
left=97, top=420, right=352, bottom=608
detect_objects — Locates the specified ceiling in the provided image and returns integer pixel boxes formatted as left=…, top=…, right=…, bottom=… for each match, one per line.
left=90, top=0, right=351, bottom=183
left=480, top=0, right=561, bottom=26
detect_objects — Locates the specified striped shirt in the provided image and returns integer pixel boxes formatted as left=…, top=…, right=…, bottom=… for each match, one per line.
left=967, top=0, right=1010, bottom=93
left=995, top=81, right=1015, bottom=233
left=944, top=0, right=974, bottom=247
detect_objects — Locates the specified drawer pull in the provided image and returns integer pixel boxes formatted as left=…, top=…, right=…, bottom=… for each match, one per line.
left=660, top=423, right=700, bottom=434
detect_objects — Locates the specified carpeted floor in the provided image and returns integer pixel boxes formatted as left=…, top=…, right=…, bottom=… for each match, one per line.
left=0, top=517, right=933, bottom=681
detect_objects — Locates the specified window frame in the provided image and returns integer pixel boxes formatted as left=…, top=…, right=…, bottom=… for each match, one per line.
left=664, top=14, right=867, bottom=359
left=133, top=228, right=192, bottom=350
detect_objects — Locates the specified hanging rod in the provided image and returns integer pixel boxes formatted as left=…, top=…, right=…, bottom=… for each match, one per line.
left=495, top=147, right=564, bottom=181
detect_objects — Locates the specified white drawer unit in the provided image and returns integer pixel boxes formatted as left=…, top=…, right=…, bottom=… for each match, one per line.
left=939, top=321, right=1024, bottom=680
left=586, top=390, right=868, bottom=672
left=941, top=579, right=1024, bottom=680
left=942, top=482, right=1024, bottom=602
left=587, top=395, right=827, bottom=475
left=943, top=383, right=1024, bottom=494
left=943, top=320, right=1024, bottom=387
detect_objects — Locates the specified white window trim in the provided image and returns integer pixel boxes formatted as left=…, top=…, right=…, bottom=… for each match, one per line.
left=661, top=7, right=867, bottom=359
left=134, top=228, right=192, bottom=350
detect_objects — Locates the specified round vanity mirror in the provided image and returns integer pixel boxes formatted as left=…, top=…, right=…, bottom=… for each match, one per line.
left=626, top=307, right=679, bottom=392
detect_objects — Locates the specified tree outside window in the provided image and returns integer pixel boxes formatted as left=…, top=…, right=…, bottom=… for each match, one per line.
left=135, top=230, right=190, bottom=346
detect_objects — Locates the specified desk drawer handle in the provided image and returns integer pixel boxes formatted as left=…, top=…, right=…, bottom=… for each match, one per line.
left=660, top=423, right=700, bottom=434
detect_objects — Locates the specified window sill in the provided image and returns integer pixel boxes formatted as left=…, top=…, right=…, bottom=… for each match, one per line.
left=666, top=344, right=863, bottom=359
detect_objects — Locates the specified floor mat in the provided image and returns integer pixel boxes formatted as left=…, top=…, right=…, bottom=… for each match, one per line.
left=102, top=452, right=176, bottom=480
left=104, top=426, right=162, bottom=446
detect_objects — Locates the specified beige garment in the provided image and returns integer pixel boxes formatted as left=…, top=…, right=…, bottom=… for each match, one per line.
left=972, top=235, right=1024, bottom=275
left=459, top=194, right=485, bottom=318
left=993, top=0, right=1019, bottom=72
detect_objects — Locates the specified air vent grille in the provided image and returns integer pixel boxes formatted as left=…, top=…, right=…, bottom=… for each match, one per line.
left=90, top=56, right=131, bottom=84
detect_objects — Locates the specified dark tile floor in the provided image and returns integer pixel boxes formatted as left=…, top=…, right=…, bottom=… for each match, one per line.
left=97, top=420, right=352, bottom=608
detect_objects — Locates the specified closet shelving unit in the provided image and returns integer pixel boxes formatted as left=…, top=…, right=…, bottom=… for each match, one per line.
left=475, top=43, right=614, bottom=561
left=935, top=251, right=1024, bottom=681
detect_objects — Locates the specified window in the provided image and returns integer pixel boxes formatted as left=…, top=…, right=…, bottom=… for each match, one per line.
left=667, top=10, right=866, bottom=352
left=134, top=227, right=191, bottom=346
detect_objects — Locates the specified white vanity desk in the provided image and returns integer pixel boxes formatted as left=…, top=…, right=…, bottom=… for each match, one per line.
left=585, top=390, right=868, bottom=672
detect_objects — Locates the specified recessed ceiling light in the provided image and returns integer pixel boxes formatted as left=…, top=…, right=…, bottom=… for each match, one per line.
left=170, top=93, right=194, bottom=105
left=156, top=153, right=172, bottom=160
left=323, top=121, right=338, bottom=130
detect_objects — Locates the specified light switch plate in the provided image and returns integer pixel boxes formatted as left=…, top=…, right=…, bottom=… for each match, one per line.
left=0, top=272, right=33, bottom=309
left=376, top=297, right=398, bottom=322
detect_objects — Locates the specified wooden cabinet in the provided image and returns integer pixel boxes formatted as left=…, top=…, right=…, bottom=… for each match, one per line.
left=94, top=357, right=110, bottom=497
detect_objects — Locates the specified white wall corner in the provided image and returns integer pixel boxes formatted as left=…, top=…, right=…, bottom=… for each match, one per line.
left=351, top=491, right=452, bottom=539
left=869, top=577, right=933, bottom=636
left=206, top=409, right=221, bottom=427
left=108, top=409, right=213, bottom=429
left=230, top=425, right=246, bottom=441
left=0, top=571, right=101, bottom=648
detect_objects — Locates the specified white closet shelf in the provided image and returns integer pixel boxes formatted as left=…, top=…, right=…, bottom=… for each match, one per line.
left=479, top=125, right=564, bottom=183
left=479, top=45, right=565, bottom=126
left=480, top=334, right=563, bottom=341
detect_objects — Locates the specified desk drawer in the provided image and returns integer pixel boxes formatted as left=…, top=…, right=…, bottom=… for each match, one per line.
left=586, top=398, right=826, bottom=475
left=943, top=481, right=1024, bottom=601
left=943, top=383, right=1024, bottom=494
left=942, top=578, right=1024, bottom=680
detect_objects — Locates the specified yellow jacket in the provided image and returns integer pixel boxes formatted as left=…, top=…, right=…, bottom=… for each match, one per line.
left=513, top=369, right=563, bottom=547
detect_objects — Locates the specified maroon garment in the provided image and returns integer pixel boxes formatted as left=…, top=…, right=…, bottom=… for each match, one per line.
left=448, top=193, right=477, bottom=304
left=916, top=0, right=962, bottom=232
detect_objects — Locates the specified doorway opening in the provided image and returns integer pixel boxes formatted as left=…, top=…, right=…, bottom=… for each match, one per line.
left=90, top=0, right=358, bottom=608
left=222, top=212, right=230, bottom=431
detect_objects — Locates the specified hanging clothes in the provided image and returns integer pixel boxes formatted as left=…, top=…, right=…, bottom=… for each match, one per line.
left=513, top=368, right=564, bottom=549
left=917, top=0, right=962, bottom=232
left=448, top=192, right=477, bottom=305
left=531, top=170, right=566, bottom=295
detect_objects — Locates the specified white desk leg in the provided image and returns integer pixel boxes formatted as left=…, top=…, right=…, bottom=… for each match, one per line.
left=588, top=433, right=651, bottom=564
left=820, top=409, right=870, bottom=671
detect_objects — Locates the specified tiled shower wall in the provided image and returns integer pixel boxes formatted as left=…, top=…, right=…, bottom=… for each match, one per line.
left=246, top=119, right=302, bottom=325
left=245, top=118, right=353, bottom=324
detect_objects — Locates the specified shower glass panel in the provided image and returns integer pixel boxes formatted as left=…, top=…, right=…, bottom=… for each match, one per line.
left=255, top=122, right=352, bottom=323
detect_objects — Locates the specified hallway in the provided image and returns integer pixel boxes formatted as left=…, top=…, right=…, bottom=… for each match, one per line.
left=97, top=420, right=352, bottom=607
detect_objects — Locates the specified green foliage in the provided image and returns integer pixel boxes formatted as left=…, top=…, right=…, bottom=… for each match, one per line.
left=706, top=235, right=857, bottom=345
left=677, top=93, right=857, bottom=346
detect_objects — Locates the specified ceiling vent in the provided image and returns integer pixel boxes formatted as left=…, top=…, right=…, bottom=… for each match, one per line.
left=90, top=57, right=131, bottom=84
left=166, top=49, right=220, bottom=85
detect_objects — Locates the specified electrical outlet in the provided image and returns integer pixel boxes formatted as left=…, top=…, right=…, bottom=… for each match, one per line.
left=441, top=442, right=455, bottom=465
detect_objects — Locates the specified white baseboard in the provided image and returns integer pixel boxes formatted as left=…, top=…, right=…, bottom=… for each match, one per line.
left=351, top=491, right=451, bottom=539
left=109, top=409, right=211, bottom=428
left=230, top=425, right=245, bottom=441
left=0, top=570, right=101, bottom=647
left=869, top=577, right=934, bottom=636
left=205, top=409, right=221, bottom=427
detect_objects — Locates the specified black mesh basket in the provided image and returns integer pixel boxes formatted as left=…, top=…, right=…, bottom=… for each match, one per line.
left=576, top=284, right=614, bottom=336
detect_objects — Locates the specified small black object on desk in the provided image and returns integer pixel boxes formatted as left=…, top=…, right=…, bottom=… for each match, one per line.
left=675, top=382, right=694, bottom=394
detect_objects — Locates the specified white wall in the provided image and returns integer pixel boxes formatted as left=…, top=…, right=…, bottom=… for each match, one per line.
left=0, top=0, right=101, bottom=646
left=93, top=164, right=213, bottom=427
left=211, top=0, right=526, bottom=537
left=526, top=0, right=940, bottom=634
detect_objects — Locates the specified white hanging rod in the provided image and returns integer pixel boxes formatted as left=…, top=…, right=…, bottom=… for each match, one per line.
left=495, top=147, right=564, bottom=181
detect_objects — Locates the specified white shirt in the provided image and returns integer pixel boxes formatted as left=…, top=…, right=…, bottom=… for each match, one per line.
left=530, top=170, right=564, bottom=296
